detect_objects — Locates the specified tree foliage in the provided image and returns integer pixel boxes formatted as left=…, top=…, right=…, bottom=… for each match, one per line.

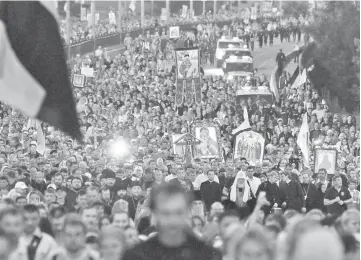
left=303, top=1, right=360, bottom=113
left=282, top=1, right=310, bottom=18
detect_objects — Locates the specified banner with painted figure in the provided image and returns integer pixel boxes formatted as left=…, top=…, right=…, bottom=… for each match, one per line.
left=161, top=8, right=167, bottom=21
left=109, top=11, right=116, bottom=25
left=169, top=26, right=180, bottom=39
left=234, top=130, right=265, bottom=166
left=80, top=7, right=87, bottom=21
left=175, top=48, right=201, bottom=107
left=181, top=5, right=188, bottom=18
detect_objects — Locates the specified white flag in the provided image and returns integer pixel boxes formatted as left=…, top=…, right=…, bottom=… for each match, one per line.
left=232, top=106, right=251, bottom=135
left=297, top=113, right=310, bottom=168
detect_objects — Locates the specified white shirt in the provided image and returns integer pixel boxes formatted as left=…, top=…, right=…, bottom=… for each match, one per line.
left=247, top=176, right=261, bottom=196
left=10, top=228, right=58, bottom=260
left=193, top=173, right=219, bottom=190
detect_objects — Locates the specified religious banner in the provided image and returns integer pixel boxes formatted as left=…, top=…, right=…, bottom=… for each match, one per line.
left=175, top=48, right=201, bottom=107
left=192, top=122, right=221, bottom=159
left=314, top=148, right=337, bottom=175
left=108, top=11, right=116, bottom=25
left=72, top=74, right=85, bottom=88
left=169, top=26, right=180, bottom=39
left=80, top=7, right=87, bottom=21
left=250, top=6, right=258, bottom=20
left=160, top=8, right=167, bottom=21
left=81, top=67, right=94, bottom=78
left=172, top=134, right=186, bottom=157
left=234, top=130, right=265, bottom=166
left=181, top=5, right=188, bottom=18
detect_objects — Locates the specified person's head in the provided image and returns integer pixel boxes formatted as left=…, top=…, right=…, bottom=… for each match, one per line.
left=349, top=181, right=356, bottom=191
left=264, top=214, right=287, bottom=231
left=301, top=172, right=310, bottom=184
left=210, top=201, right=225, bottom=217
left=306, top=209, right=325, bottom=221
left=176, top=168, right=186, bottom=180
left=81, top=206, right=98, bottom=229
left=15, top=196, right=27, bottom=207
left=0, top=228, right=12, bottom=260
left=111, top=211, right=129, bottom=230
left=191, top=216, right=204, bottom=234
left=100, top=226, right=126, bottom=260
left=72, top=177, right=82, bottom=191
left=132, top=182, right=142, bottom=198
left=76, top=190, right=88, bottom=209
left=0, top=207, right=23, bottom=243
left=246, top=166, right=254, bottom=178
left=288, top=227, right=343, bottom=260
left=230, top=227, right=273, bottom=260
left=341, top=209, right=360, bottom=234
left=86, top=186, right=100, bottom=205
left=149, top=183, right=192, bottom=237
left=44, top=189, right=56, bottom=205
left=318, top=168, right=327, bottom=181
left=199, top=127, right=210, bottom=143
left=207, top=169, right=216, bottom=182
left=266, top=171, right=278, bottom=184
left=101, top=187, right=111, bottom=202
left=218, top=210, right=241, bottom=239
left=63, top=214, right=87, bottom=254
left=332, top=175, right=342, bottom=188
left=281, top=172, right=291, bottom=182
left=124, top=225, right=139, bottom=249
left=23, top=204, right=40, bottom=235
left=49, top=206, right=66, bottom=233
left=54, top=173, right=63, bottom=187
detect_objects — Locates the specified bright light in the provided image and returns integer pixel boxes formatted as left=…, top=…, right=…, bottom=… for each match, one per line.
left=109, top=139, right=130, bottom=158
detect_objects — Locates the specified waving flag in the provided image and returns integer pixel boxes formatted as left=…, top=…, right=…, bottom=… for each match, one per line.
left=232, top=106, right=251, bottom=135
left=297, top=113, right=310, bottom=168
left=0, top=1, right=82, bottom=141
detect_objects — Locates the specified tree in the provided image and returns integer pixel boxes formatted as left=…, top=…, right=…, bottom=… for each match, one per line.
left=282, top=1, right=310, bottom=18
left=302, top=1, right=360, bottom=113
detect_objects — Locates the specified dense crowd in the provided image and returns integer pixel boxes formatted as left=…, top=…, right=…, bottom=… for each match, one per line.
left=60, top=6, right=241, bottom=46
left=0, top=5, right=359, bottom=260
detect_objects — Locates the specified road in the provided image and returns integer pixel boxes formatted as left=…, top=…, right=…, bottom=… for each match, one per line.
left=105, top=37, right=298, bottom=80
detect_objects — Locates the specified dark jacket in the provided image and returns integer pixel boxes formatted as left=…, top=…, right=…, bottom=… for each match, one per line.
left=256, top=181, right=281, bottom=206
left=300, top=183, right=319, bottom=211
left=122, top=233, right=221, bottom=260
left=279, top=180, right=305, bottom=211
left=200, top=181, right=222, bottom=211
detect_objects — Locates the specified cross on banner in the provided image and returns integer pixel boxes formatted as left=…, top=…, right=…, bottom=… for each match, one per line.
left=173, top=133, right=201, bottom=164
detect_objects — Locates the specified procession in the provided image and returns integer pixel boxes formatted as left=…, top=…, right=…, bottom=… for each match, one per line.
left=0, top=1, right=359, bottom=260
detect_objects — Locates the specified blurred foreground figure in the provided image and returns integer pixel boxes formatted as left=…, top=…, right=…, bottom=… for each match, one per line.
left=122, top=183, right=221, bottom=260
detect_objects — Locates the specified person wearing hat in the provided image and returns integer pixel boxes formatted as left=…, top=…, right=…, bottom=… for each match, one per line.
left=229, top=171, right=251, bottom=208
left=102, top=168, right=116, bottom=192
left=126, top=181, right=144, bottom=220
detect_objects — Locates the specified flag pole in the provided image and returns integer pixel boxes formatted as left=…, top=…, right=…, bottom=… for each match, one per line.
left=91, top=0, right=96, bottom=53
left=118, top=0, right=122, bottom=46
left=66, top=0, right=71, bottom=59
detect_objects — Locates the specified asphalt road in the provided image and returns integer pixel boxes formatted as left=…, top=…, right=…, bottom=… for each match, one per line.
left=106, top=36, right=297, bottom=81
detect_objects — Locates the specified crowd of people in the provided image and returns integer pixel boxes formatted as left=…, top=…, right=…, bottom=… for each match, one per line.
left=0, top=3, right=359, bottom=260
left=60, top=5, right=240, bottom=46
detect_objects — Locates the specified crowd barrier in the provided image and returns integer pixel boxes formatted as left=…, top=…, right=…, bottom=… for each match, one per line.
left=66, top=20, right=233, bottom=57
